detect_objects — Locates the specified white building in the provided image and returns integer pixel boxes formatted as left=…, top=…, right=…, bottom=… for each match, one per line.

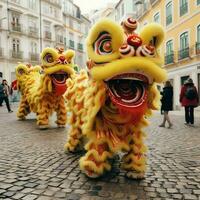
left=89, top=0, right=138, bottom=24
left=0, top=0, right=90, bottom=83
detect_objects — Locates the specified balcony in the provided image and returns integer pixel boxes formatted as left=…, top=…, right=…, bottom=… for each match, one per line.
left=178, top=47, right=189, bottom=60
left=11, top=51, right=23, bottom=59
left=0, top=48, right=3, bottom=57
left=29, top=27, right=38, bottom=37
left=30, top=53, right=39, bottom=61
left=166, top=15, right=172, bottom=26
left=165, top=53, right=174, bottom=65
left=180, top=3, right=188, bottom=16
left=77, top=43, right=83, bottom=51
left=69, top=40, right=74, bottom=49
left=56, top=35, right=64, bottom=44
left=44, top=31, right=51, bottom=40
left=196, top=42, right=200, bottom=55
left=150, top=0, right=159, bottom=6
left=135, top=8, right=143, bottom=19
left=45, top=0, right=62, bottom=7
left=11, top=24, right=22, bottom=32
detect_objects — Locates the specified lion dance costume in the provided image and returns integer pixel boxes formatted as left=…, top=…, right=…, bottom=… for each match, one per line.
left=64, top=18, right=167, bottom=179
left=16, top=48, right=75, bottom=129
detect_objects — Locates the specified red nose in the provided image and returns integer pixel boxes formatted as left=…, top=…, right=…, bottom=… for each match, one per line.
left=59, top=55, right=65, bottom=62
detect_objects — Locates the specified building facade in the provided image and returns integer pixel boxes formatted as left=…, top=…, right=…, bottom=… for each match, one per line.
left=134, top=0, right=200, bottom=109
left=0, top=0, right=90, bottom=83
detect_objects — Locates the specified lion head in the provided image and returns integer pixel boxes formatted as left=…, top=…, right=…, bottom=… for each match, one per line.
left=86, top=18, right=167, bottom=122
left=40, top=47, right=75, bottom=96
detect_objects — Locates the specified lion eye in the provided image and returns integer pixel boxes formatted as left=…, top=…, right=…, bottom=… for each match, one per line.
left=94, top=32, right=112, bottom=55
left=44, top=53, right=54, bottom=63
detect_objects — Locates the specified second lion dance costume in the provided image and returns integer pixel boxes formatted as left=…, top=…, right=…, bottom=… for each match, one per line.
left=16, top=48, right=75, bottom=129
left=64, top=18, right=167, bottom=179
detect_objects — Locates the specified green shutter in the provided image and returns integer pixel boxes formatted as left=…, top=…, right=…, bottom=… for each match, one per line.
left=166, top=2, right=172, bottom=25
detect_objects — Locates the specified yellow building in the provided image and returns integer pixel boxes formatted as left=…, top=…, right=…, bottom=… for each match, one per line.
left=135, top=0, right=200, bottom=109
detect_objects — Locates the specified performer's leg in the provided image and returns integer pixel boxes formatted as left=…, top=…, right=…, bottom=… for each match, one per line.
left=121, top=130, right=147, bottom=179
left=37, top=101, right=49, bottom=129
left=17, top=97, right=30, bottom=119
left=64, top=127, right=83, bottom=152
left=80, top=137, right=113, bottom=178
left=55, top=97, right=67, bottom=128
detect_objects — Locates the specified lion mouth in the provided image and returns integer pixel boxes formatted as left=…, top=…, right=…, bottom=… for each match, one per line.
left=50, top=71, right=69, bottom=95
left=51, top=71, right=69, bottom=84
left=105, top=73, right=148, bottom=108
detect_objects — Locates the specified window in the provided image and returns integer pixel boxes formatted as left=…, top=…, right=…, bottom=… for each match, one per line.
left=198, top=0, right=200, bottom=5
left=69, top=19, right=73, bottom=29
left=153, top=12, right=160, bottom=23
left=69, top=32, right=74, bottom=48
left=180, top=32, right=188, bottom=50
left=181, top=76, right=189, bottom=85
left=180, top=0, right=188, bottom=16
left=12, top=38, right=20, bottom=52
left=28, top=0, right=36, bottom=10
left=197, top=25, right=200, bottom=43
left=11, top=13, right=20, bottom=26
left=31, top=42, right=37, bottom=53
left=196, top=25, right=200, bottom=54
left=179, top=32, right=189, bottom=59
left=121, top=3, right=124, bottom=17
left=165, top=40, right=174, bottom=64
left=166, top=40, right=173, bottom=55
left=166, top=2, right=172, bottom=26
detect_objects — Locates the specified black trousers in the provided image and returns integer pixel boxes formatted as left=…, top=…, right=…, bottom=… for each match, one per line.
left=185, top=106, right=194, bottom=124
left=0, top=96, right=11, bottom=112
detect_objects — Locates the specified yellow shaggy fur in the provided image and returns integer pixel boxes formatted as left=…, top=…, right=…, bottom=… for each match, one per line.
left=16, top=48, right=75, bottom=129
left=64, top=18, right=167, bottom=179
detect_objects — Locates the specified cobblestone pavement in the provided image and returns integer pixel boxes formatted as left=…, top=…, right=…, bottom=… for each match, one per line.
left=0, top=103, right=200, bottom=200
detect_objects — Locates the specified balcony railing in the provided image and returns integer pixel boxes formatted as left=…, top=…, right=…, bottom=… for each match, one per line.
left=56, top=35, right=64, bottom=44
left=77, top=43, right=83, bottom=51
left=166, top=15, right=172, bottom=26
left=165, top=53, right=174, bottom=65
left=178, top=47, right=189, bottom=60
left=0, top=48, right=3, bottom=57
left=11, top=51, right=23, bottom=59
left=30, top=53, right=39, bottom=61
left=11, top=24, right=22, bottom=32
left=44, top=31, right=51, bottom=40
left=150, top=0, right=159, bottom=5
left=196, top=42, right=200, bottom=55
left=29, top=27, right=38, bottom=37
left=46, top=0, right=62, bottom=7
left=180, top=3, right=188, bottom=16
left=69, top=40, right=74, bottom=49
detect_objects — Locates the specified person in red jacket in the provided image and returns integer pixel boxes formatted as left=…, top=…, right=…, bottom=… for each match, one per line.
left=179, top=78, right=199, bottom=126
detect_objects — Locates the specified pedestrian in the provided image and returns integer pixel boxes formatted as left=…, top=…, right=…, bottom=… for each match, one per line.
left=159, top=80, right=173, bottom=128
left=0, top=79, right=13, bottom=112
left=179, top=78, right=199, bottom=126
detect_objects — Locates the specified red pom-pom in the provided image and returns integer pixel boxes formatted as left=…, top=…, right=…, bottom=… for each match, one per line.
left=127, top=34, right=142, bottom=48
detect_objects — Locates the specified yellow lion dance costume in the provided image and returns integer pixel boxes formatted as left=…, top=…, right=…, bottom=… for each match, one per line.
left=64, top=18, right=167, bottom=179
left=16, top=47, right=75, bottom=129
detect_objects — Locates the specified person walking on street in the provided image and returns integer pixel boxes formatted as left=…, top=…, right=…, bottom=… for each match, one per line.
left=179, top=78, right=199, bottom=126
left=159, top=80, right=173, bottom=128
left=0, top=79, right=13, bottom=112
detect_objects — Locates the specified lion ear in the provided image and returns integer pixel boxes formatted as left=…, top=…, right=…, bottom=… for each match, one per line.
left=86, top=18, right=124, bottom=63
left=15, top=64, right=28, bottom=76
left=139, top=23, right=165, bottom=48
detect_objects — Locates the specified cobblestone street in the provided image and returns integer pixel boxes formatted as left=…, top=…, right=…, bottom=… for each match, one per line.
left=0, top=103, right=200, bottom=200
